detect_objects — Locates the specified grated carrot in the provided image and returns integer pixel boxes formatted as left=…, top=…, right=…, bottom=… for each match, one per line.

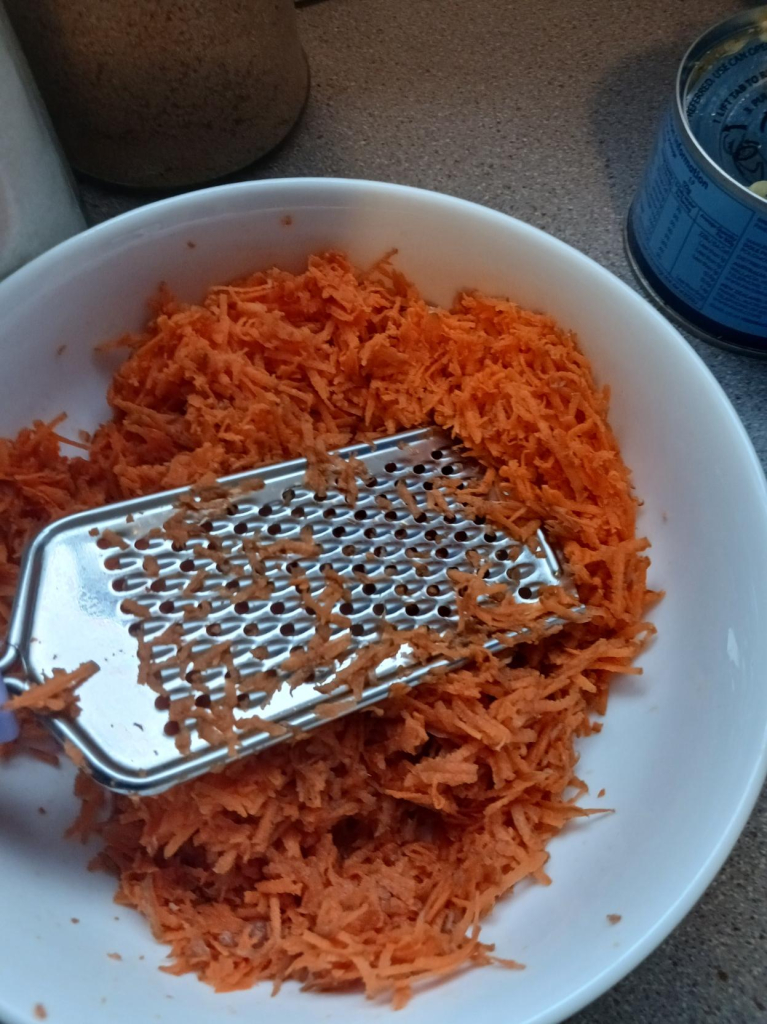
left=3, top=660, right=99, bottom=716
left=0, top=252, right=654, bottom=1006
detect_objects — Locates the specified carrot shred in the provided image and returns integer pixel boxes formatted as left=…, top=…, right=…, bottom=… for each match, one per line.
left=3, top=660, right=99, bottom=716
left=0, top=252, right=654, bottom=1006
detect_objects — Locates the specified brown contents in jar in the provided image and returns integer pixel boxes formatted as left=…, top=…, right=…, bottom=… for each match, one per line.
left=4, top=0, right=309, bottom=188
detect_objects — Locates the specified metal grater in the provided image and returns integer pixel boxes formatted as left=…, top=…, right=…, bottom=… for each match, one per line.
left=0, top=429, right=569, bottom=795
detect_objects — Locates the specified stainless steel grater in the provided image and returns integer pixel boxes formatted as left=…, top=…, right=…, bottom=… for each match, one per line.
left=0, top=429, right=570, bottom=795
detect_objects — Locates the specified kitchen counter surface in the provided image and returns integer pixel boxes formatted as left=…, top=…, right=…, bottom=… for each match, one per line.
left=79, top=1, right=767, bottom=1019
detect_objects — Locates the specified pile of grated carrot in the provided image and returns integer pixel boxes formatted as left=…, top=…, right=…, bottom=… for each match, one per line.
left=0, top=252, right=655, bottom=1007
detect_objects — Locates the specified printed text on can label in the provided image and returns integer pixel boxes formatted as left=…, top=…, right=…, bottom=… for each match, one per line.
left=630, top=109, right=767, bottom=337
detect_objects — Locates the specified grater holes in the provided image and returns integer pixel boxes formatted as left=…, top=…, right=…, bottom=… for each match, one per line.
left=423, top=481, right=433, bottom=491
left=413, top=464, right=426, bottom=474
left=270, top=601, right=286, bottom=614
left=394, top=528, right=407, bottom=540
left=352, top=563, right=366, bottom=574
left=443, top=514, right=456, bottom=524
left=280, top=623, right=295, bottom=637
left=474, top=515, right=486, bottom=526
left=366, top=476, right=378, bottom=487
left=291, top=506, right=306, bottom=519
left=159, top=600, right=176, bottom=615
left=384, top=564, right=397, bottom=577
left=243, top=623, right=259, bottom=636
left=435, top=547, right=450, bottom=559
left=426, top=584, right=440, bottom=597
left=150, top=579, right=166, bottom=593
left=267, top=523, right=281, bottom=536
left=405, top=603, right=420, bottom=616
left=414, top=512, right=428, bottom=524
left=373, top=546, right=385, bottom=558
left=518, top=586, right=534, bottom=600
left=323, top=508, right=336, bottom=519
left=233, top=521, right=248, bottom=535
left=206, top=623, right=222, bottom=637
left=195, top=694, right=212, bottom=709
left=431, top=449, right=444, bottom=460
left=179, top=558, right=195, bottom=572
left=372, top=602, right=386, bottom=616
left=104, top=555, right=121, bottom=571
left=332, top=526, right=346, bottom=538
left=385, top=462, right=398, bottom=472
left=339, top=602, right=354, bottom=615
left=281, top=489, right=295, bottom=504
left=234, top=601, right=249, bottom=615
left=484, top=532, right=498, bottom=543
left=342, top=544, right=356, bottom=556
left=395, top=584, right=409, bottom=597
left=351, top=623, right=365, bottom=637
left=200, top=521, right=214, bottom=534
left=437, top=605, right=453, bottom=617
left=364, top=527, right=377, bottom=539
left=226, top=504, right=239, bottom=517
left=495, top=549, right=509, bottom=561
left=354, top=509, right=367, bottom=520
left=507, top=564, right=535, bottom=581
left=441, top=464, right=455, bottom=476
left=405, top=546, right=419, bottom=557
left=112, top=577, right=127, bottom=592
left=134, top=537, right=151, bottom=551
left=455, top=530, right=468, bottom=542
left=384, top=510, right=397, bottom=521
left=362, top=583, right=376, bottom=595
left=259, top=504, right=273, bottom=516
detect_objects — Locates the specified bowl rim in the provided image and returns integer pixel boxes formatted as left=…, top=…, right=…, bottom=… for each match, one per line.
left=1, top=176, right=766, bottom=1024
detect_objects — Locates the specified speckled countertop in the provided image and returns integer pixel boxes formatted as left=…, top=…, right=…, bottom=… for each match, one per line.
left=78, top=0, right=767, bottom=1019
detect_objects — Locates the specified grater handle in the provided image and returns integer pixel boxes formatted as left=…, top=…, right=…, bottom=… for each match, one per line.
left=0, top=672, right=20, bottom=743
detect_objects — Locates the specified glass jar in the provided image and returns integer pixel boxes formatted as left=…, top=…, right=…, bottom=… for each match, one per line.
left=4, top=0, right=310, bottom=189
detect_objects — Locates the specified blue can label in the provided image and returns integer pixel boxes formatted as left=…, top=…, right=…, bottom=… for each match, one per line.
left=629, top=108, right=767, bottom=345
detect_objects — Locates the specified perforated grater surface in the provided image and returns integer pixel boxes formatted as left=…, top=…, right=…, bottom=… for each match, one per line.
left=1, top=429, right=570, bottom=795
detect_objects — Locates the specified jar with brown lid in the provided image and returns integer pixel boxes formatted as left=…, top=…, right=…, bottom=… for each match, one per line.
left=4, top=0, right=309, bottom=189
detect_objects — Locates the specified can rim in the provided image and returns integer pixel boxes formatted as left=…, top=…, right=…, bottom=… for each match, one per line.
left=675, top=5, right=767, bottom=214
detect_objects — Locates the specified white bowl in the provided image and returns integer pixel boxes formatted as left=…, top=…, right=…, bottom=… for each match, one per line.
left=1, top=179, right=766, bottom=1024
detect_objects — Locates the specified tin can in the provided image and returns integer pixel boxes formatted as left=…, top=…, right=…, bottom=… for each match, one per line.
left=626, top=7, right=767, bottom=355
